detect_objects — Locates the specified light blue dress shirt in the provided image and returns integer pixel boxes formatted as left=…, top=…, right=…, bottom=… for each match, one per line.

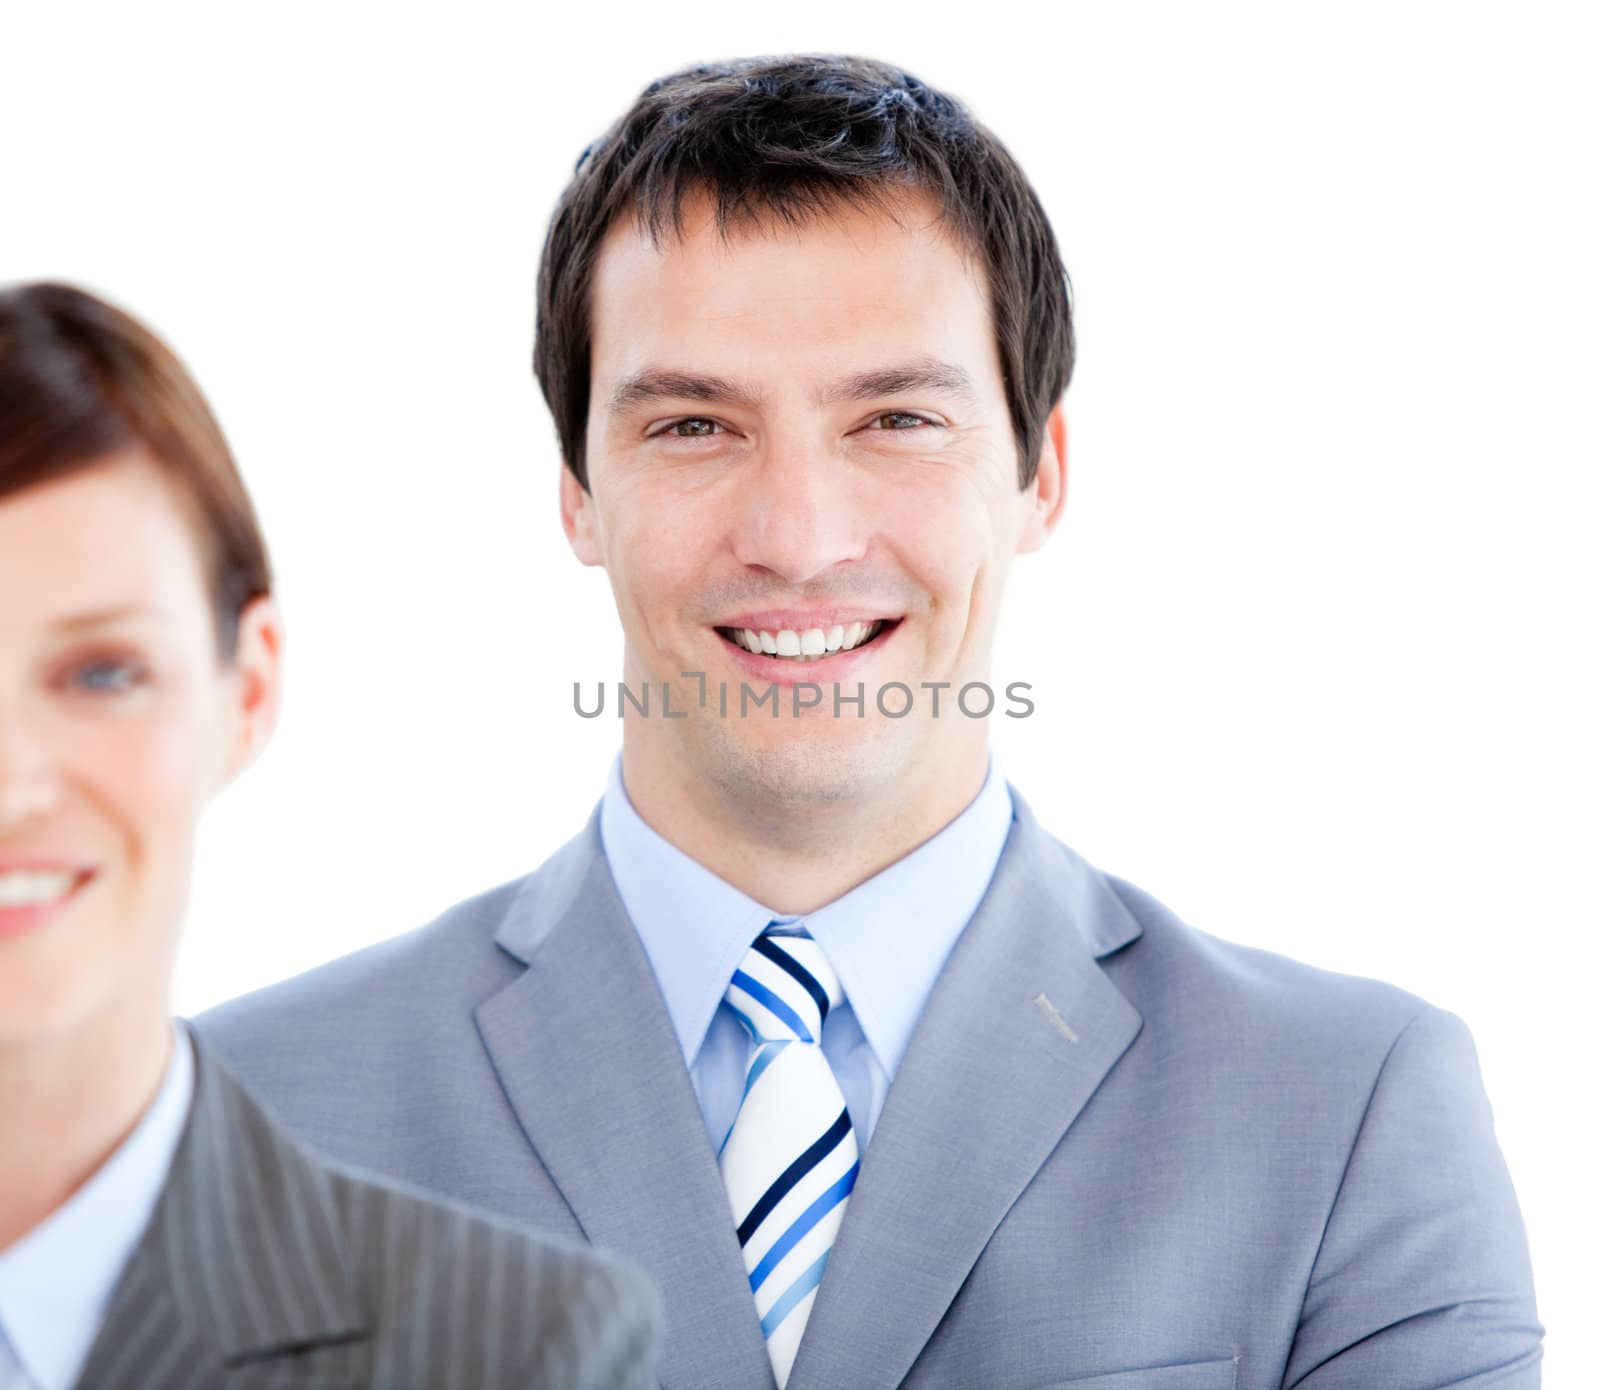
left=599, top=748, right=1015, bottom=1152
left=0, top=1024, right=194, bottom=1390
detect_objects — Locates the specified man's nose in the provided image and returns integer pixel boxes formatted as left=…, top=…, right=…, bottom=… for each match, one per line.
left=0, top=703, right=60, bottom=834
left=727, top=449, right=870, bottom=585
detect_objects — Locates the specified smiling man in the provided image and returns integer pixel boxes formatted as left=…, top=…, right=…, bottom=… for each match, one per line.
left=568, top=168, right=1058, bottom=912
left=199, top=55, right=1542, bottom=1389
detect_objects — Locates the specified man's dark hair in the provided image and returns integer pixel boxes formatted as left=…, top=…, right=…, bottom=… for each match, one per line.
left=533, top=54, right=1074, bottom=493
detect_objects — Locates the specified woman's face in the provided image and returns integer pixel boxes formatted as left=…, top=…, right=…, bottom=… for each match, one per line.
left=0, top=450, right=279, bottom=1048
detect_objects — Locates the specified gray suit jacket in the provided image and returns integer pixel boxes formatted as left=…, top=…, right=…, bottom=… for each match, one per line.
left=195, top=786, right=1542, bottom=1389
left=73, top=1029, right=659, bottom=1389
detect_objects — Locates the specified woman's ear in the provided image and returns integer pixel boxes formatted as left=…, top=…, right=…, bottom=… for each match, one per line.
left=221, top=594, right=285, bottom=785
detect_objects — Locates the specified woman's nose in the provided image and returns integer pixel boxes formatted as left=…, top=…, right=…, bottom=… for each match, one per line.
left=0, top=706, right=59, bottom=834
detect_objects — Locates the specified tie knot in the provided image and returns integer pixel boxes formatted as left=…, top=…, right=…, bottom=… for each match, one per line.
left=725, top=931, right=842, bottom=1044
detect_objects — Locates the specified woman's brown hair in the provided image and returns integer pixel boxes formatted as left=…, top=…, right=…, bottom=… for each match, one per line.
left=0, top=281, right=272, bottom=660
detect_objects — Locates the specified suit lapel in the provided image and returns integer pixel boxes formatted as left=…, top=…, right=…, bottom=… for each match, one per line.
left=70, top=1254, right=211, bottom=1390
left=474, top=803, right=776, bottom=1390
left=788, top=788, right=1145, bottom=1390
left=75, top=1028, right=368, bottom=1388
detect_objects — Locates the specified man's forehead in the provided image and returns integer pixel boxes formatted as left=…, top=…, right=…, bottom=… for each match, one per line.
left=595, top=181, right=963, bottom=271
left=587, top=184, right=999, bottom=414
left=594, top=198, right=985, bottom=329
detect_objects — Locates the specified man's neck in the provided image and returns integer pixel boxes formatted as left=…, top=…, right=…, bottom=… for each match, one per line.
left=620, top=730, right=992, bottom=915
left=0, top=1008, right=173, bottom=1252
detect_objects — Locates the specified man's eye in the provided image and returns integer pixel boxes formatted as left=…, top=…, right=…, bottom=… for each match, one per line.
left=663, top=418, right=722, bottom=438
left=869, top=412, right=935, bottom=431
left=70, top=659, right=148, bottom=695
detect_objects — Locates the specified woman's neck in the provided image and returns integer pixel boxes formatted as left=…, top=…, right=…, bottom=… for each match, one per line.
left=0, top=1010, right=174, bottom=1252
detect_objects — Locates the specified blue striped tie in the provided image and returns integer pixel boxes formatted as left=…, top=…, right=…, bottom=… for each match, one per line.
left=719, top=929, right=860, bottom=1389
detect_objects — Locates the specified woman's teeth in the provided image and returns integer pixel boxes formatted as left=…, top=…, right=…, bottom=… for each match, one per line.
left=726, top=620, right=886, bottom=660
left=0, top=869, right=79, bottom=907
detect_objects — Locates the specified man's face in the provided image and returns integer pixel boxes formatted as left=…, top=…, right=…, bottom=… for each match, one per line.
left=565, top=187, right=1063, bottom=809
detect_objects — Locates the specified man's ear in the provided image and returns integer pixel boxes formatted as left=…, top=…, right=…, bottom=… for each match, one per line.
left=1018, top=401, right=1068, bottom=554
left=221, top=594, right=284, bottom=785
left=560, top=462, right=605, bottom=567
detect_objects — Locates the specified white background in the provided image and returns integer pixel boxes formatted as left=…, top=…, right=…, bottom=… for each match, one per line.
left=7, top=1, right=1595, bottom=1379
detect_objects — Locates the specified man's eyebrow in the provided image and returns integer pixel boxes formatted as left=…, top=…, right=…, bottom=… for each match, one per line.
left=605, top=370, right=765, bottom=416
left=815, top=358, right=980, bottom=409
left=605, top=357, right=980, bottom=416
left=48, top=604, right=168, bottom=633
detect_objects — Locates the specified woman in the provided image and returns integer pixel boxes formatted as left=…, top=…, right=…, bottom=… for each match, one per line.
left=0, top=282, right=658, bottom=1390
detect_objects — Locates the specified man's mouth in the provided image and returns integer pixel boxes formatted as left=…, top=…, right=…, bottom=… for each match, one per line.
left=713, top=618, right=901, bottom=662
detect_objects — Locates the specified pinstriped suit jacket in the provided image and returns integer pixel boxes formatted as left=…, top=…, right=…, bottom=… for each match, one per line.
left=71, top=1029, right=659, bottom=1389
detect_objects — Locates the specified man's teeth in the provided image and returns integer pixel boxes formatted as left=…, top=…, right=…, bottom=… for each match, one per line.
left=0, top=869, right=79, bottom=908
left=732, top=621, right=885, bottom=660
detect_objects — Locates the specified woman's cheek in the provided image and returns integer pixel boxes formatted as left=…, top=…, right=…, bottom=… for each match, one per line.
left=66, top=701, right=219, bottom=867
left=133, top=709, right=223, bottom=840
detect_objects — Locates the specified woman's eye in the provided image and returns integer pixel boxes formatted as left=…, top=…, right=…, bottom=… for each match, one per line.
left=70, top=659, right=148, bottom=695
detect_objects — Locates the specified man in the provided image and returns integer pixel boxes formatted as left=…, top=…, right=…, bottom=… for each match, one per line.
left=197, top=55, right=1542, bottom=1388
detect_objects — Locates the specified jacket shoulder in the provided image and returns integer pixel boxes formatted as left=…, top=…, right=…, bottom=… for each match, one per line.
left=1095, top=862, right=1451, bottom=1051
left=1021, top=812, right=1475, bottom=1108
left=191, top=872, right=529, bottom=1050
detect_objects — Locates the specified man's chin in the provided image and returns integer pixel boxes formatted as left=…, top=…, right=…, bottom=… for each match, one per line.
left=696, top=722, right=895, bottom=811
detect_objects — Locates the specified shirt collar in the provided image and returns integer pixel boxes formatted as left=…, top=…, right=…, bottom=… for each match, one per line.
left=600, top=749, right=1015, bottom=1081
left=600, top=756, right=774, bottom=1067
left=0, top=1022, right=194, bottom=1390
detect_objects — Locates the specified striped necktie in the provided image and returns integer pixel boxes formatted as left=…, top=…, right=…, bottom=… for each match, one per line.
left=719, top=930, right=860, bottom=1389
